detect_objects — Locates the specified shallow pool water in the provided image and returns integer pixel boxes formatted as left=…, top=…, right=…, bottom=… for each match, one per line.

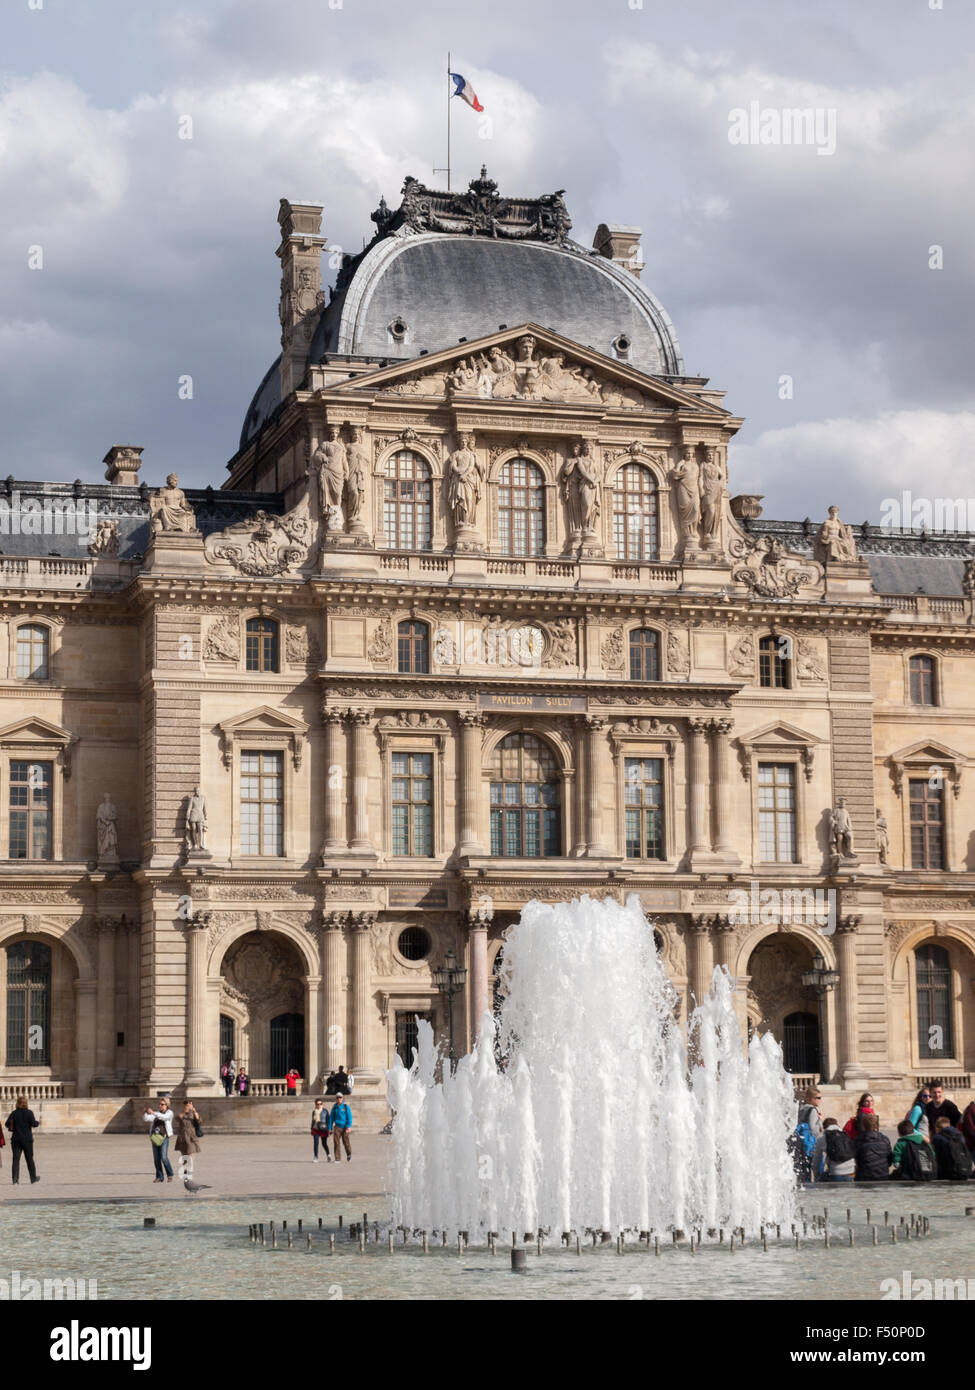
left=2, top=1185, right=974, bottom=1300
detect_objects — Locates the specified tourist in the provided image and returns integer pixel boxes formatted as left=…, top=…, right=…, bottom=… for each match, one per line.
left=4, top=1096, right=40, bottom=1185
left=926, top=1083, right=962, bottom=1134
left=809, top=1118, right=855, bottom=1182
left=285, top=1067, right=301, bottom=1096
left=931, top=1117, right=974, bottom=1180
left=333, top=1066, right=353, bottom=1096
left=330, top=1095, right=353, bottom=1162
left=311, top=1098, right=331, bottom=1162
left=842, top=1092, right=876, bottom=1139
left=220, top=1061, right=234, bottom=1097
left=906, top=1086, right=932, bottom=1140
left=960, top=1098, right=975, bottom=1155
left=236, top=1068, right=250, bottom=1097
left=891, top=1119, right=934, bottom=1180
left=144, top=1097, right=175, bottom=1184
left=790, top=1087, right=823, bottom=1181
left=854, top=1114, right=892, bottom=1180
left=174, top=1100, right=202, bottom=1178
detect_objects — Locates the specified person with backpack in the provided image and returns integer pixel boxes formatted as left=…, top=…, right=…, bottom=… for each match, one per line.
left=843, top=1092, right=876, bottom=1139
left=892, top=1119, right=935, bottom=1181
left=310, top=1098, right=331, bottom=1163
left=906, top=1086, right=932, bottom=1140
left=788, top=1088, right=823, bottom=1181
left=931, top=1116, right=974, bottom=1180
left=810, top=1117, right=856, bottom=1182
left=220, top=1061, right=234, bottom=1097
left=854, top=1113, right=892, bottom=1180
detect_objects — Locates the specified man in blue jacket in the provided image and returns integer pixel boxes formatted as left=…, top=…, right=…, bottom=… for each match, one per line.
left=330, top=1097, right=353, bottom=1162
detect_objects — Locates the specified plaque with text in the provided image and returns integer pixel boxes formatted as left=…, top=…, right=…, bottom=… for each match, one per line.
left=478, top=692, right=586, bottom=712
left=388, top=886, right=448, bottom=908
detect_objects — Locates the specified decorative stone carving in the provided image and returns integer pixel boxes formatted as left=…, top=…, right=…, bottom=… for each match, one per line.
left=96, top=793, right=119, bottom=862
left=876, top=810, right=890, bottom=866
left=445, top=432, right=484, bottom=537
left=380, top=167, right=572, bottom=244
left=729, top=631, right=755, bottom=677
left=963, top=557, right=975, bottom=599
left=150, top=474, right=197, bottom=534
left=699, top=446, right=723, bottom=548
left=285, top=624, right=321, bottom=666
left=560, top=439, right=601, bottom=543
left=313, top=425, right=347, bottom=531
left=666, top=630, right=690, bottom=676
left=204, top=502, right=312, bottom=577
left=88, top=518, right=120, bottom=556
left=204, top=613, right=240, bottom=663
left=542, top=617, right=577, bottom=669
left=601, top=627, right=625, bottom=671
left=671, top=446, right=701, bottom=551
left=795, top=636, right=827, bottom=683
left=184, top=786, right=208, bottom=853
left=378, top=710, right=448, bottom=730
left=343, top=426, right=369, bottom=533
left=367, top=616, right=393, bottom=664
left=731, top=534, right=819, bottom=598
left=816, top=506, right=858, bottom=564
left=612, top=717, right=680, bottom=737
left=829, top=798, right=855, bottom=861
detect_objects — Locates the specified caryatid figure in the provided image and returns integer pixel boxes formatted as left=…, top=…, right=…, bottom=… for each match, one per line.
left=343, top=425, right=368, bottom=530
left=672, top=446, right=701, bottom=545
left=313, top=425, right=348, bottom=530
left=96, top=793, right=119, bottom=859
left=700, top=446, right=723, bottom=544
left=560, top=440, right=601, bottom=537
left=446, top=433, right=483, bottom=531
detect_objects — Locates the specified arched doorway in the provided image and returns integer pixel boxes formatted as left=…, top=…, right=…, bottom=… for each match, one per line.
left=219, top=932, right=306, bottom=1081
left=746, top=935, right=822, bottom=1080
left=782, top=1011, right=820, bottom=1075
left=0, top=936, right=78, bottom=1086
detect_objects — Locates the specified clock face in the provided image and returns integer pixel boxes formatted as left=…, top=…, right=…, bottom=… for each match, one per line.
left=511, top=625, right=544, bottom=667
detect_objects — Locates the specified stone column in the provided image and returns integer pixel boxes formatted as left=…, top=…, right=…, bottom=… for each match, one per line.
left=350, top=911, right=378, bottom=1078
left=93, top=918, right=117, bottom=1085
left=709, top=718, right=741, bottom=864
left=323, top=708, right=348, bottom=851
left=468, top=909, right=491, bottom=1041
left=687, top=717, right=711, bottom=863
left=834, top=916, right=868, bottom=1087
left=458, top=711, right=486, bottom=855
left=322, top=911, right=347, bottom=1075
left=305, top=973, right=322, bottom=1088
left=184, top=914, right=214, bottom=1091
left=348, top=708, right=373, bottom=852
left=687, top=918, right=713, bottom=1007
left=74, top=980, right=97, bottom=1096
left=709, top=916, right=737, bottom=973
left=584, top=715, right=607, bottom=855
left=572, top=720, right=587, bottom=856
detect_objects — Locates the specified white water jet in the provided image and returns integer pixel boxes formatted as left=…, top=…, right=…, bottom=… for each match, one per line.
left=387, top=895, right=797, bottom=1237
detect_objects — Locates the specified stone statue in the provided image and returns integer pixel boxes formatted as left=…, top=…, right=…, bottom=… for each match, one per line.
left=699, top=447, right=723, bottom=545
left=446, top=433, right=483, bottom=530
left=343, top=426, right=368, bottom=530
left=876, top=809, right=889, bottom=865
left=963, top=557, right=975, bottom=599
left=150, top=474, right=196, bottom=534
left=185, top=785, right=208, bottom=852
left=817, top=505, right=858, bottom=563
left=560, top=439, right=601, bottom=536
left=672, top=446, right=701, bottom=546
left=446, top=359, right=478, bottom=396
left=313, top=425, right=347, bottom=531
left=88, top=518, right=120, bottom=556
left=829, top=797, right=854, bottom=860
left=96, top=793, right=119, bottom=860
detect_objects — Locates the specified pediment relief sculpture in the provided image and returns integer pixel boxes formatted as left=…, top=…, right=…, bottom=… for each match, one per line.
left=204, top=496, right=312, bottom=577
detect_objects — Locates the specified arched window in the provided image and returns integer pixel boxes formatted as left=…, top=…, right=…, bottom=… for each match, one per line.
left=5, top=940, right=51, bottom=1065
left=909, top=654, right=936, bottom=706
left=489, top=733, right=560, bottom=857
left=916, top=944, right=953, bottom=1058
left=629, top=628, right=660, bottom=681
left=498, top=458, right=545, bottom=556
left=16, top=624, right=49, bottom=680
left=782, top=1011, right=820, bottom=1076
left=398, top=620, right=429, bottom=674
left=759, top=635, right=791, bottom=689
left=245, top=618, right=278, bottom=672
left=384, top=450, right=432, bottom=550
left=612, top=463, right=658, bottom=560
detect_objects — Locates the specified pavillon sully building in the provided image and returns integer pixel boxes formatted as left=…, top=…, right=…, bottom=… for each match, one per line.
left=1, top=168, right=973, bottom=1122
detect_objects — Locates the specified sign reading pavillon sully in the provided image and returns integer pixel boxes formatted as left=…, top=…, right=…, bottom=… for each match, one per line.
left=0, top=167, right=972, bottom=1112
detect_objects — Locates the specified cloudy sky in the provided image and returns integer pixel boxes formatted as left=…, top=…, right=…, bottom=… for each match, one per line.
left=2, top=0, right=972, bottom=524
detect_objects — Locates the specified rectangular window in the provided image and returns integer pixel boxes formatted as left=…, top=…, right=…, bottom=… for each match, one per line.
left=9, top=760, right=53, bottom=860
left=391, top=752, right=433, bottom=856
left=757, top=762, right=796, bottom=863
left=909, top=778, right=944, bottom=870
left=624, top=757, right=665, bottom=859
left=240, top=750, right=283, bottom=855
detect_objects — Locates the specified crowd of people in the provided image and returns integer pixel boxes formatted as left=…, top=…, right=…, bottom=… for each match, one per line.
left=793, top=1084, right=975, bottom=1183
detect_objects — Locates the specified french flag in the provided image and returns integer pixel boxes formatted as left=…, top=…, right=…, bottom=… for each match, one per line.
left=450, top=71, right=484, bottom=112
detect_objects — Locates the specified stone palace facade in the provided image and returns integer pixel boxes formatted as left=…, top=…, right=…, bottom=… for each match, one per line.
left=1, top=168, right=974, bottom=1110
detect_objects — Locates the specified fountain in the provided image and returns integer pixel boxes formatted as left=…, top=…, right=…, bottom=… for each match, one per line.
left=387, top=895, right=797, bottom=1239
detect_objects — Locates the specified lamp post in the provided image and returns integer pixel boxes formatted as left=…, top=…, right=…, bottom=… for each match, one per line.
left=800, top=952, right=840, bottom=1084
left=433, top=947, right=467, bottom=1072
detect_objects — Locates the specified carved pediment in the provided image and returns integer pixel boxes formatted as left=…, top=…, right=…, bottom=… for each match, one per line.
left=888, top=739, right=966, bottom=797
left=216, top=706, right=309, bottom=771
left=329, top=324, right=726, bottom=416
left=729, top=533, right=822, bottom=598
left=736, top=720, right=821, bottom=781
left=0, top=716, right=72, bottom=747
left=204, top=494, right=313, bottom=577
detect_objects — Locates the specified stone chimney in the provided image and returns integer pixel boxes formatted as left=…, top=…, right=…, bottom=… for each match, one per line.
left=593, top=223, right=643, bottom=279
left=103, top=445, right=143, bottom=485
left=277, top=199, right=327, bottom=398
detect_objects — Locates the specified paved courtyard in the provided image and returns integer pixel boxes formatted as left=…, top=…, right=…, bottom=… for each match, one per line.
left=0, top=1132, right=390, bottom=1203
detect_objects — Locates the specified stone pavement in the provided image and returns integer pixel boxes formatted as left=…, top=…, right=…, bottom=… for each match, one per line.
left=0, top=1132, right=390, bottom=1203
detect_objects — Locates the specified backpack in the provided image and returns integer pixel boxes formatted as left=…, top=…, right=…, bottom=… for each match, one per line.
left=825, top=1128, right=855, bottom=1165
left=941, top=1130, right=974, bottom=1180
left=900, top=1139, right=935, bottom=1181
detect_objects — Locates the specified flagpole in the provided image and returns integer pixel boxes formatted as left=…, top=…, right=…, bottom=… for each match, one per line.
left=446, top=51, right=451, bottom=190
